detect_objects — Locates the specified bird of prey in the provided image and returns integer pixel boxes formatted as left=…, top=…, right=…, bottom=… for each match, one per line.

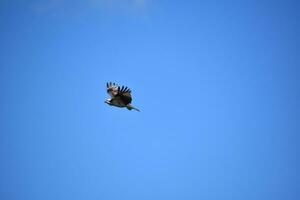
left=105, top=82, right=140, bottom=111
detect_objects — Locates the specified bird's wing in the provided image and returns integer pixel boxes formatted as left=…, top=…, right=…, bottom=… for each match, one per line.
left=106, top=82, right=118, bottom=98
left=116, top=85, right=132, bottom=105
left=109, top=96, right=125, bottom=106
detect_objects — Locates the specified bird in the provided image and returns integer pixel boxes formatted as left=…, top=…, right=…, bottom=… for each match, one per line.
left=105, top=82, right=140, bottom=111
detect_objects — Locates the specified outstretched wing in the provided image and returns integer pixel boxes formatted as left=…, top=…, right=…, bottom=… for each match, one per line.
left=106, top=82, right=118, bottom=97
left=116, top=85, right=132, bottom=105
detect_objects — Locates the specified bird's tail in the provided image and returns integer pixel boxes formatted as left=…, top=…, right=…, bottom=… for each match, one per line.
left=127, top=105, right=140, bottom=112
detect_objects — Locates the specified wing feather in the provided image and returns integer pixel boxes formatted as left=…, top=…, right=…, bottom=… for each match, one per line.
left=107, top=81, right=119, bottom=97
left=117, top=85, right=132, bottom=105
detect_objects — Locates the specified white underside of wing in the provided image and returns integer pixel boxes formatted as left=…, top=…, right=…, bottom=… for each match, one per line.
left=108, top=87, right=118, bottom=98
left=108, top=91, right=114, bottom=98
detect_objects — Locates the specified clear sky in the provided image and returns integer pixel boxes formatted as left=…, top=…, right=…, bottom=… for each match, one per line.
left=1, top=0, right=299, bottom=200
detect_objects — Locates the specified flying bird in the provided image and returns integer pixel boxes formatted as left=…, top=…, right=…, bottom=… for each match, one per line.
left=105, top=82, right=140, bottom=111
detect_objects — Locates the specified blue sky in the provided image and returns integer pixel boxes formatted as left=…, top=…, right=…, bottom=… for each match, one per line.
left=1, top=0, right=299, bottom=199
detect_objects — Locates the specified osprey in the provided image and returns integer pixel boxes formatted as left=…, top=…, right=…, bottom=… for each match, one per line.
left=105, top=82, right=140, bottom=111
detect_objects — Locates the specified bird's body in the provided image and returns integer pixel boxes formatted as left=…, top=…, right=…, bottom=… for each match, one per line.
left=105, top=82, right=140, bottom=111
